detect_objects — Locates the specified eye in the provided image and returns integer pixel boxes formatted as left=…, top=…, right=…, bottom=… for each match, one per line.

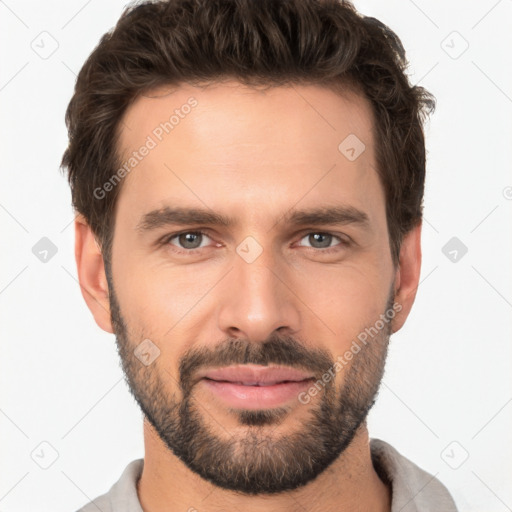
left=296, top=232, right=348, bottom=252
left=160, top=230, right=350, bottom=255
left=165, top=230, right=214, bottom=252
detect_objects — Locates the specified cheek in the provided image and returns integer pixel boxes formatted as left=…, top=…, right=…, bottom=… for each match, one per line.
left=297, top=264, right=391, bottom=347
left=117, top=257, right=238, bottom=362
left=124, top=270, right=206, bottom=333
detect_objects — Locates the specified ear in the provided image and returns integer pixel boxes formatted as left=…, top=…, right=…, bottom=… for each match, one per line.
left=391, top=222, right=422, bottom=334
left=74, top=214, right=114, bottom=333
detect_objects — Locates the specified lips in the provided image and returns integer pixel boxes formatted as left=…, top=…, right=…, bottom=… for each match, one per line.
left=198, top=364, right=314, bottom=386
left=197, top=364, right=316, bottom=409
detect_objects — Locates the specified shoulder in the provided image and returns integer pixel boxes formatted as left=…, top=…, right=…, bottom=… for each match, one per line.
left=76, top=492, right=112, bottom=512
left=370, top=438, right=458, bottom=512
left=74, top=459, right=144, bottom=512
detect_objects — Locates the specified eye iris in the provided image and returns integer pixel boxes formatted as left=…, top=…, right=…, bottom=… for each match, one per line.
left=175, top=233, right=335, bottom=250
left=179, top=232, right=202, bottom=249
left=310, top=233, right=331, bottom=248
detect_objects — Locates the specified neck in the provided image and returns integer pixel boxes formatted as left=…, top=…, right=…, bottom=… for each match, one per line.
left=137, top=418, right=391, bottom=512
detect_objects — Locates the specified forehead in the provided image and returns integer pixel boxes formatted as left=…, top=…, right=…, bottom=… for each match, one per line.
left=119, top=80, right=375, bottom=157
left=115, top=80, right=382, bottom=229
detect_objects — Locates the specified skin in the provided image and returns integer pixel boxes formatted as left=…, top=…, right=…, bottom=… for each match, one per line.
left=75, top=80, right=422, bottom=512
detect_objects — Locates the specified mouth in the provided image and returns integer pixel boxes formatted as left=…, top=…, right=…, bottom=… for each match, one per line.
left=198, top=363, right=314, bottom=385
left=196, top=364, right=315, bottom=409
left=203, top=380, right=306, bottom=386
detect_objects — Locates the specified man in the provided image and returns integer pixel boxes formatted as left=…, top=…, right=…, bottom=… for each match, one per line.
left=61, top=0, right=458, bottom=510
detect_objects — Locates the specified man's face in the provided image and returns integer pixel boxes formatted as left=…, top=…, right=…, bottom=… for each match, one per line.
left=106, top=81, right=398, bottom=494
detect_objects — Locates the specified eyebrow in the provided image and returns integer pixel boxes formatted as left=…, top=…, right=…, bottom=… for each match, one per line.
left=136, top=205, right=371, bottom=233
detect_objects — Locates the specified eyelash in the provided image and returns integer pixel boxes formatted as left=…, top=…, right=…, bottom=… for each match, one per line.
left=160, top=230, right=350, bottom=255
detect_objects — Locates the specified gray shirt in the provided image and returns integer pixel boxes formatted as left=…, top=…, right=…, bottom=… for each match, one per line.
left=76, top=438, right=458, bottom=512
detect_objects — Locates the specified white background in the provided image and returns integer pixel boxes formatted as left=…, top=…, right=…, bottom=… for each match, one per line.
left=1, top=1, right=511, bottom=511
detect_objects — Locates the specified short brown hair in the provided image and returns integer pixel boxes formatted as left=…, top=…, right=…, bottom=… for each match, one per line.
left=61, top=0, right=435, bottom=266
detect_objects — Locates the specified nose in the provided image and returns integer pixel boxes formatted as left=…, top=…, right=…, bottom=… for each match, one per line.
left=216, top=246, right=302, bottom=343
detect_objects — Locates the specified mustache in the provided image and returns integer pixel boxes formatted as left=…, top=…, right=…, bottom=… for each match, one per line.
left=178, top=334, right=334, bottom=395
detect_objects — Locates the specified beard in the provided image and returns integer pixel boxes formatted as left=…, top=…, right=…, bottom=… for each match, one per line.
left=106, top=266, right=393, bottom=495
